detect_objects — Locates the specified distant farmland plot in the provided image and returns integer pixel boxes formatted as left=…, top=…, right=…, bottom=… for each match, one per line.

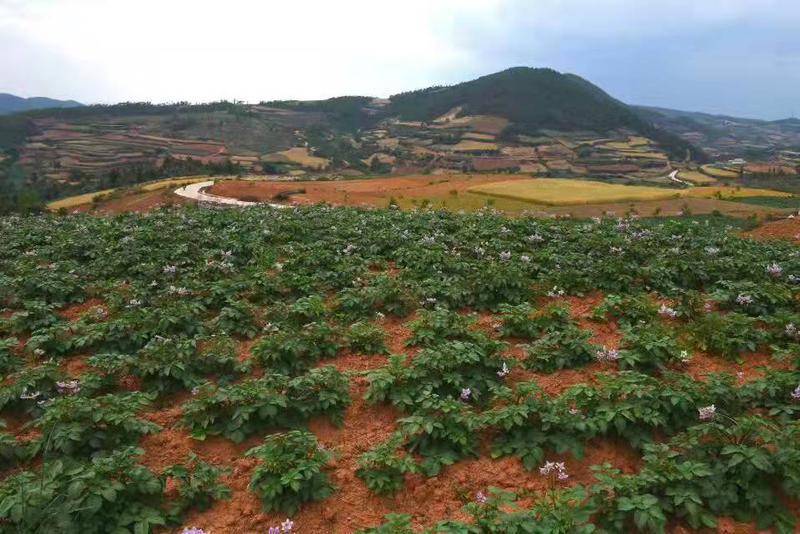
left=684, top=186, right=792, bottom=199
left=677, top=170, right=717, bottom=185
left=468, top=179, right=683, bottom=205
left=262, top=147, right=330, bottom=170
left=468, top=179, right=792, bottom=206
left=701, top=164, right=740, bottom=179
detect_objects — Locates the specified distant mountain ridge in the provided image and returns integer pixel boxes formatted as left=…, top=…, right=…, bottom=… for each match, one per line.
left=0, top=93, right=83, bottom=115
left=387, top=67, right=701, bottom=160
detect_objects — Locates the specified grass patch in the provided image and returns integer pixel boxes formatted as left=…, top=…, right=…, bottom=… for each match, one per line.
left=727, top=196, right=800, bottom=208
left=677, top=171, right=717, bottom=185
left=684, top=186, right=792, bottom=200
left=701, top=164, right=739, bottom=179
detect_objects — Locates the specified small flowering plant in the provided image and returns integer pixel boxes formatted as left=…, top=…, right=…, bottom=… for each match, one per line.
left=540, top=460, right=569, bottom=482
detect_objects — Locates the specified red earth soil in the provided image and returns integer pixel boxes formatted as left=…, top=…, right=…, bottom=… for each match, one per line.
left=743, top=217, right=800, bottom=242
left=206, top=174, right=526, bottom=209
left=23, top=288, right=791, bottom=532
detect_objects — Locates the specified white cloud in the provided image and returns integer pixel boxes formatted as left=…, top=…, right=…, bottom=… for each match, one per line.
left=0, top=0, right=497, bottom=102
left=0, top=0, right=798, bottom=117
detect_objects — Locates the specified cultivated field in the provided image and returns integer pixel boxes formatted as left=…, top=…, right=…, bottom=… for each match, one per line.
left=469, top=179, right=684, bottom=205
left=701, top=164, right=740, bottom=179
left=677, top=170, right=717, bottom=185
left=0, top=207, right=799, bottom=533
left=262, top=147, right=330, bottom=170
left=469, top=179, right=792, bottom=206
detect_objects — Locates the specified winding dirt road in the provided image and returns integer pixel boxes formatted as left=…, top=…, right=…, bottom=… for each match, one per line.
left=174, top=180, right=289, bottom=208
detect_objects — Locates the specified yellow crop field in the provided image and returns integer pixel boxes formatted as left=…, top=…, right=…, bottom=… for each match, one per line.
left=677, top=171, right=717, bottom=185
left=467, top=179, right=792, bottom=207
left=451, top=140, right=499, bottom=152
left=468, top=179, right=683, bottom=206
left=47, top=176, right=209, bottom=210
left=701, top=164, right=739, bottom=179
left=263, top=147, right=330, bottom=170
left=462, top=132, right=496, bottom=141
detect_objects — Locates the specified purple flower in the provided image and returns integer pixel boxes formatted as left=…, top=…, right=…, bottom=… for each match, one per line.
left=476, top=491, right=487, bottom=504
left=269, top=528, right=281, bottom=534
left=698, top=405, right=716, bottom=421
left=281, top=519, right=295, bottom=532
left=181, top=528, right=207, bottom=534
left=766, top=263, right=783, bottom=277
left=595, top=346, right=620, bottom=362
left=56, top=380, right=81, bottom=395
left=460, top=388, right=472, bottom=401
left=539, top=461, right=569, bottom=480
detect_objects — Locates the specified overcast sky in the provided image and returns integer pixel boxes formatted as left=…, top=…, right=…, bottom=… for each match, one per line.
left=1, top=0, right=797, bottom=119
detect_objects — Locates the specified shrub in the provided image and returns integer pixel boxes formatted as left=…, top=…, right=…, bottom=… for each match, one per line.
left=252, top=321, right=340, bottom=374
left=0, top=447, right=166, bottom=533
left=345, top=321, right=388, bottom=354
left=691, top=312, right=766, bottom=360
left=163, top=454, right=231, bottom=520
left=247, top=430, right=333, bottom=514
left=34, top=392, right=160, bottom=456
left=498, top=302, right=571, bottom=339
left=182, top=367, right=350, bottom=442
left=618, top=323, right=688, bottom=373
left=356, top=434, right=417, bottom=494
left=522, top=325, right=596, bottom=373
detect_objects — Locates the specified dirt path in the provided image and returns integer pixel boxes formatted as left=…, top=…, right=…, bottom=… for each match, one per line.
left=174, top=180, right=289, bottom=208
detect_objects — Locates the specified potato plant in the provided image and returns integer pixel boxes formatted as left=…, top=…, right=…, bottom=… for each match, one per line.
left=246, top=430, right=333, bottom=514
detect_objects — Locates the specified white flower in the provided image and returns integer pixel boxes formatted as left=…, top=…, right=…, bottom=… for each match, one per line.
left=163, top=265, right=177, bottom=274
left=499, top=251, right=512, bottom=261
left=460, top=388, right=472, bottom=401
left=546, top=286, right=565, bottom=298
left=520, top=254, right=531, bottom=263
left=658, top=304, right=678, bottom=318
left=705, top=246, right=719, bottom=255
left=735, top=294, right=753, bottom=306
left=19, top=389, right=41, bottom=400
left=679, top=350, right=691, bottom=363
left=526, top=233, right=544, bottom=243
left=497, top=362, right=510, bottom=378
left=766, top=263, right=783, bottom=277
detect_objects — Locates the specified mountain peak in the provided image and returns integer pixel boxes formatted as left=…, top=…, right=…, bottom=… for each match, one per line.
left=0, top=93, right=83, bottom=115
